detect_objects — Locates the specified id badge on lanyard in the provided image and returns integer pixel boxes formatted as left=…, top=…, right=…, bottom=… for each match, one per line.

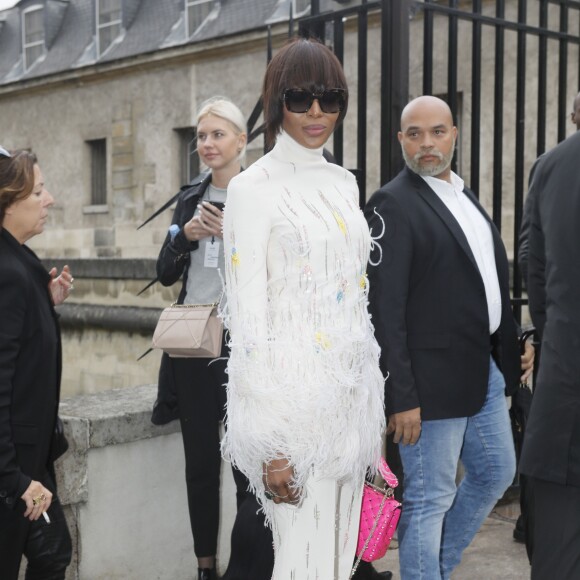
left=204, top=240, right=220, bottom=268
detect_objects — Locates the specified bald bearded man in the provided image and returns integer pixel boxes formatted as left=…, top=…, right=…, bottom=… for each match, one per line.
left=365, top=96, right=531, bottom=580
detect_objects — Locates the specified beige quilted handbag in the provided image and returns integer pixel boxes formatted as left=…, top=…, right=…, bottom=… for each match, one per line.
left=152, top=303, right=223, bottom=358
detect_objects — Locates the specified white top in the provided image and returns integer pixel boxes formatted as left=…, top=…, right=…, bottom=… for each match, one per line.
left=222, top=131, right=385, bottom=517
left=184, top=183, right=227, bottom=304
left=423, top=172, right=502, bottom=334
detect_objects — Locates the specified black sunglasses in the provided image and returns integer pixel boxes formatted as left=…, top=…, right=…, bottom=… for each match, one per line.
left=283, top=88, right=347, bottom=114
left=0, top=146, right=11, bottom=158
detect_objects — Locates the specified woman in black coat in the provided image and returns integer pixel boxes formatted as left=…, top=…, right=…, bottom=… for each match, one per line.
left=0, top=148, right=74, bottom=579
left=151, top=98, right=249, bottom=580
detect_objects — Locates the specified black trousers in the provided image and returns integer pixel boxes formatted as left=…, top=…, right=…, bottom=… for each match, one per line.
left=221, top=494, right=274, bottom=580
left=530, top=478, right=580, bottom=580
left=0, top=473, right=72, bottom=580
left=164, top=351, right=249, bottom=558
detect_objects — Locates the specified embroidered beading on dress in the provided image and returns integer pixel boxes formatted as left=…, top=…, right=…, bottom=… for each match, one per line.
left=222, top=131, right=385, bottom=524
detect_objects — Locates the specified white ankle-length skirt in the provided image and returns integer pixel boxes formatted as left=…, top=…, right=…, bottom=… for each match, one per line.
left=270, top=474, right=364, bottom=580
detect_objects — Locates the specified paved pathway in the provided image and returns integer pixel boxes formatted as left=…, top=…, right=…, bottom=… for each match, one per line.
left=373, top=501, right=531, bottom=579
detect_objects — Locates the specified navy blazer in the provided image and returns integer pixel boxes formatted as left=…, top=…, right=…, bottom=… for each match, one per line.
left=365, top=167, right=520, bottom=421
left=0, top=228, right=62, bottom=511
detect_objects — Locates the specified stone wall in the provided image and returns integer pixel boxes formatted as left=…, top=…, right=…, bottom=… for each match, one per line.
left=2, top=8, right=575, bottom=263
left=42, top=258, right=169, bottom=396
left=20, top=385, right=238, bottom=579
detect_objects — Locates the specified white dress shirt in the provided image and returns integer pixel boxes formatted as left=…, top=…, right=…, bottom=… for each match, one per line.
left=423, top=172, right=502, bottom=334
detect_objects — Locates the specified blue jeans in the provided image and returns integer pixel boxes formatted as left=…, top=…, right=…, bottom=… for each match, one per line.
left=397, top=357, right=516, bottom=580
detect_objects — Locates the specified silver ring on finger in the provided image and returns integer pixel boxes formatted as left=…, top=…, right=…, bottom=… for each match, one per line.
left=265, top=484, right=288, bottom=500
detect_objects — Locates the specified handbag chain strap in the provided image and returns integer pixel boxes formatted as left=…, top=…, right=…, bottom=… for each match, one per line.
left=349, top=485, right=393, bottom=579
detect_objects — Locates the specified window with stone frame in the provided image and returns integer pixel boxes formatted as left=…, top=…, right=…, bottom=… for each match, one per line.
left=186, top=0, right=214, bottom=37
left=176, top=127, right=200, bottom=186
left=87, top=139, right=107, bottom=205
left=97, top=0, right=123, bottom=57
left=22, top=5, right=45, bottom=71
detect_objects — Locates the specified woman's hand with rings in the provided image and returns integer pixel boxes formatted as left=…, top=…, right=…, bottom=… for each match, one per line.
left=262, top=458, right=300, bottom=505
left=197, top=202, right=224, bottom=239
left=49, top=264, right=74, bottom=306
left=21, top=480, right=53, bottom=521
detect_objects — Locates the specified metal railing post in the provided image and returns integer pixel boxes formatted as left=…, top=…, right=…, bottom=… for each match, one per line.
left=381, top=0, right=410, bottom=185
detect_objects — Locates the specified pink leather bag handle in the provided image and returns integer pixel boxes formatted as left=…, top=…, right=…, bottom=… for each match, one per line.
left=378, top=457, right=399, bottom=488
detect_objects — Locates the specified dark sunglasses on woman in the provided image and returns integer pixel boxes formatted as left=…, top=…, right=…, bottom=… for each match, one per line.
left=283, top=88, right=347, bottom=114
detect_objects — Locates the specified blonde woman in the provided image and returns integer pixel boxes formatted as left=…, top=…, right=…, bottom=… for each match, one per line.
left=153, top=98, right=248, bottom=580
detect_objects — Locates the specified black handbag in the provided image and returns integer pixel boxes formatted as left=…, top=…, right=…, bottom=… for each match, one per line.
left=49, top=416, right=69, bottom=463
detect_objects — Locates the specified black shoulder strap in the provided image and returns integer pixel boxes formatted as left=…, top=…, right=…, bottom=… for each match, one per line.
left=136, top=191, right=181, bottom=231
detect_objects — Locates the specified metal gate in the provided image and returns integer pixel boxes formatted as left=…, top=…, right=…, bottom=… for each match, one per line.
left=299, top=0, right=580, bottom=322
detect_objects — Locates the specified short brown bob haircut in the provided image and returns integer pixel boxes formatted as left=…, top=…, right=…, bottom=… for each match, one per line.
left=0, top=150, right=38, bottom=225
left=262, top=37, right=349, bottom=149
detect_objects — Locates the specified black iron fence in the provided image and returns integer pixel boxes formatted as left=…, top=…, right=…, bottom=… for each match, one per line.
left=299, top=0, right=580, bottom=323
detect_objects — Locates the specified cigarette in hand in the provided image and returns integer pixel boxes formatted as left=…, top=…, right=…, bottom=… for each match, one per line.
left=42, top=511, right=51, bottom=524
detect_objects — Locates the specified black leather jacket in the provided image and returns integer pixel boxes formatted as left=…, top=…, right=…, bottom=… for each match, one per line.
left=152, top=171, right=216, bottom=425
left=156, top=172, right=212, bottom=304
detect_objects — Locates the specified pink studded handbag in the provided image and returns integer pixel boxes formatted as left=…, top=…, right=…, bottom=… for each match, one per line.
left=350, top=457, right=401, bottom=577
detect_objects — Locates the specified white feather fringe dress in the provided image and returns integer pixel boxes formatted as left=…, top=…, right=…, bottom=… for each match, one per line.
left=222, top=130, right=385, bottom=524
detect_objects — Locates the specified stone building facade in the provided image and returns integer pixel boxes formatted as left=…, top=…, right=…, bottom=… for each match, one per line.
left=0, top=0, right=578, bottom=395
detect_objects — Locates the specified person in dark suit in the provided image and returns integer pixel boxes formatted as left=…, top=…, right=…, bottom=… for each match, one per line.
left=0, top=147, right=74, bottom=579
left=365, top=96, right=533, bottom=580
left=518, top=130, right=580, bottom=579
left=513, top=92, right=580, bottom=549
left=519, top=91, right=580, bottom=281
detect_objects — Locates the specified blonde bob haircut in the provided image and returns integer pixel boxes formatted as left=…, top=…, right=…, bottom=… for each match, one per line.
left=196, top=97, right=248, bottom=161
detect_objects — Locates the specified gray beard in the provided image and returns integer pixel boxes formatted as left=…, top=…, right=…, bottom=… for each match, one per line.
left=402, top=141, right=455, bottom=177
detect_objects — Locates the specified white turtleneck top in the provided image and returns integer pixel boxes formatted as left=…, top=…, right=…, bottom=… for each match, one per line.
left=222, top=131, right=385, bottom=518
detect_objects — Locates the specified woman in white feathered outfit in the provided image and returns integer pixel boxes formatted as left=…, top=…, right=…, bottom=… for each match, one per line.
left=222, top=38, right=385, bottom=580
